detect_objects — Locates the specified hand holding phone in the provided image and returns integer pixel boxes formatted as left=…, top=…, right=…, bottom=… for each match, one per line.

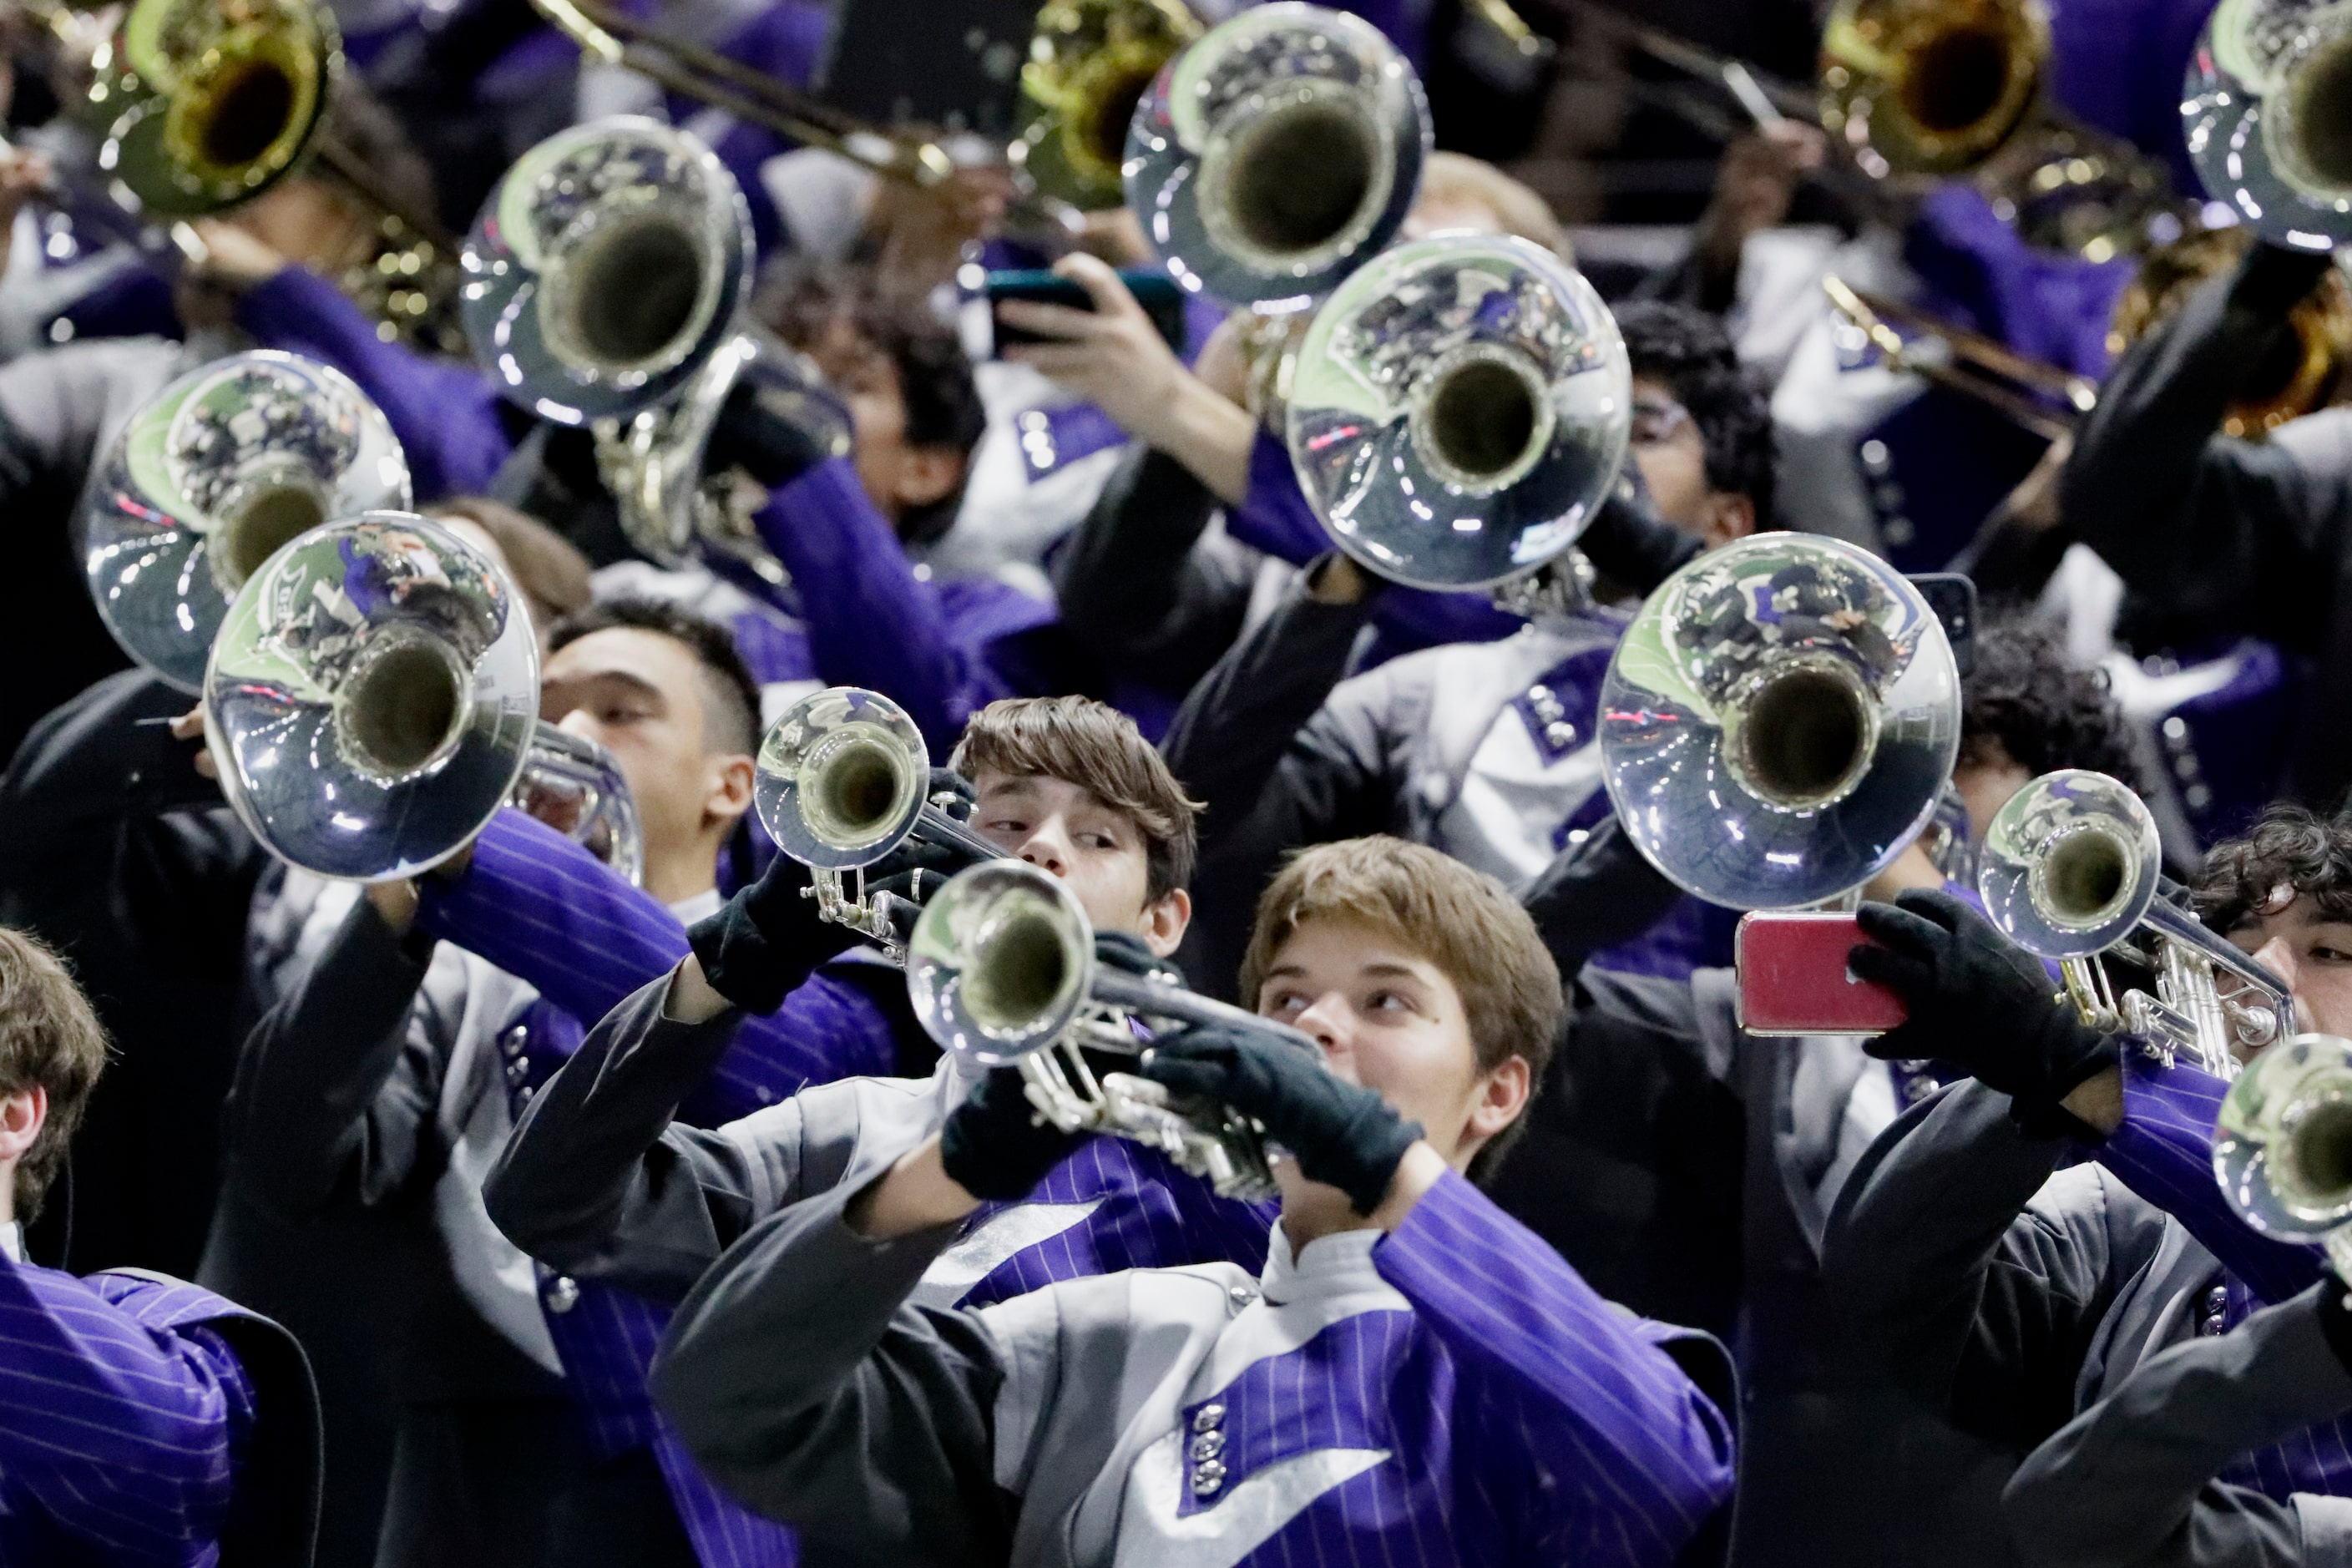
left=1736, top=910, right=1910, bottom=1036
left=982, top=265, right=1188, bottom=355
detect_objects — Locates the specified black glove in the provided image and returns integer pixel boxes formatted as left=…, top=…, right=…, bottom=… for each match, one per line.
left=1849, top=888, right=2119, bottom=1134
left=1573, top=457, right=1703, bottom=595
left=938, top=1065, right=1087, bottom=1201
left=2230, top=240, right=2337, bottom=320
left=687, top=854, right=858, bottom=1014
left=1094, top=928, right=1180, bottom=984
left=1141, top=1024, right=1420, bottom=1215
left=2318, top=1277, right=2352, bottom=1377
left=706, top=377, right=845, bottom=490
left=866, top=769, right=982, bottom=907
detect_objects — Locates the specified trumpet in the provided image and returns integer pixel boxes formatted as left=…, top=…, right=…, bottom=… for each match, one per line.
left=908, top=858, right=1309, bottom=1200
left=79, top=350, right=411, bottom=694
left=752, top=686, right=1002, bottom=951
left=1283, top=232, right=1630, bottom=594
left=1597, top=532, right=1964, bottom=908
left=203, top=511, right=643, bottom=884
left=2214, top=1032, right=2352, bottom=1283
left=1977, top=769, right=2293, bottom=1078
left=1124, top=2, right=1429, bottom=307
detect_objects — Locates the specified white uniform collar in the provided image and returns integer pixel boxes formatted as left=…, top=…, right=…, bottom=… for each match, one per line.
left=668, top=888, right=725, bottom=925
left=1, top=1221, right=23, bottom=1264
left=1259, top=1222, right=1386, bottom=1308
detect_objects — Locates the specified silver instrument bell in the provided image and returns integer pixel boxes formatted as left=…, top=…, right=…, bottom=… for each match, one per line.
left=1597, top=533, right=1964, bottom=908
left=2214, top=1030, right=2352, bottom=1282
left=1123, top=2, right=1429, bottom=306
left=81, top=351, right=410, bottom=693
left=2184, top=0, right=2352, bottom=249
left=1284, top=232, right=1630, bottom=590
left=461, top=115, right=754, bottom=423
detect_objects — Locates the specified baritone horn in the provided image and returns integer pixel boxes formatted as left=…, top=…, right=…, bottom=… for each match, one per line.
left=908, top=858, right=1313, bottom=1200
left=2214, top=1031, right=2352, bottom=1284
left=1977, top=768, right=2292, bottom=1078
left=203, top=512, right=643, bottom=884
left=1124, top=2, right=1429, bottom=306
left=1597, top=533, right=1963, bottom=908
left=1284, top=232, right=1631, bottom=592
left=79, top=350, right=410, bottom=694
left=2184, top=0, right=2352, bottom=251
left=753, top=686, right=1004, bottom=948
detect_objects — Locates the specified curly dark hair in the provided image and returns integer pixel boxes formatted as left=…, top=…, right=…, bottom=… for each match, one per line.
left=2193, top=802, right=2352, bottom=933
left=549, top=597, right=761, bottom=756
left=1613, top=300, right=1777, bottom=527
left=1960, top=615, right=2146, bottom=787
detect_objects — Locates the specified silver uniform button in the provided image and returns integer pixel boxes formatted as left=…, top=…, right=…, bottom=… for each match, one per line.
left=544, top=1276, right=580, bottom=1314
left=1189, top=1429, right=1226, bottom=1462
left=1227, top=1284, right=1257, bottom=1308
left=500, top=1024, right=529, bottom=1060
left=1191, top=1458, right=1227, bottom=1496
left=1191, top=1403, right=1225, bottom=1434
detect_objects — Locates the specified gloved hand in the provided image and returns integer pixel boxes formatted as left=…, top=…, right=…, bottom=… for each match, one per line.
left=1141, top=1023, right=1421, bottom=1215
left=938, top=1065, right=1086, bottom=1201
left=1094, top=928, right=1180, bottom=984
left=687, top=854, right=857, bottom=1014
left=706, top=374, right=849, bottom=490
left=1571, top=454, right=1703, bottom=595
left=867, top=769, right=983, bottom=907
left=1849, top=888, right=2119, bottom=1133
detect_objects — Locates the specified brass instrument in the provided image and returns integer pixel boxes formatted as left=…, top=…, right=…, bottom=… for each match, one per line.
left=752, top=685, right=1003, bottom=950
left=1284, top=232, right=1629, bottom=591
left=1125, top=2, right=1429, bottom=306
left=1597, top=532, right=1964, bottom=908
left=204, top=512, right=643, bottom=883
left=2215, top=1032, right=2352, bottom=1284
left=79, top=350, right=410, bottom=694
left=908, top=857, right=1313, bottom=1200
left=1978, top=768, right=2293, bottom=1078
left=1017, top=0, right=1201, bottom=208
left=2184, top=0, right=2352, bottom=251
left=1823, top=274, right=2092, bottom=441
left=2109, top=225, right=2352, bottom=437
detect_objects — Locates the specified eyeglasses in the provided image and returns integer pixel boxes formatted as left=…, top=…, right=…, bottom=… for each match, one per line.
left=1631, top=397, right=1693, bottom=447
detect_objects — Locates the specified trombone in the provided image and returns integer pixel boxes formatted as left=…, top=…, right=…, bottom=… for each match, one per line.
left=2214, top=1032, right=2352, bottom=1285
left=908, top=857, right=1313, bottom=1200
left=751, top=685, right=1002, bottom=951
left=1977, top=768, right=2293, bottom=1079
left=1823, top=274, right=2092, bottom=442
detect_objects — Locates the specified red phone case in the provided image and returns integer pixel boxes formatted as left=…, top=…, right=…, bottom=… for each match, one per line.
left=1735, top=911, right=1910, bottom=1036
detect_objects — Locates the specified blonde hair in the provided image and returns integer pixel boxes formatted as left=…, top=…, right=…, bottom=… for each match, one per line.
left=1419, top=152, right=1571, bottom=260
left=1240, top=837, right=1562, bottom=1177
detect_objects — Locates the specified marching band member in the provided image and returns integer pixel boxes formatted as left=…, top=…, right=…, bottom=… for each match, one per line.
left=648, top=835, right=1737, bottom=1566
left=0, top=926, right=322, bottom=1567
left=1822, top=806, right=2352, bottom=1566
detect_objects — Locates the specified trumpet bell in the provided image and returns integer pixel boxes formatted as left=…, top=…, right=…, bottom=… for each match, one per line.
left=908, top=858, right=1094, bottom=1064
left=2185, top=0, right=2352, bottom=250
left=204, top=512, right=539, bottom=882
left=1976, top=768, right=2162, bottom=959
left=462, top=117, right=753, bottom=423
left=1284, top=234, right=1629, bottom=589
left=753, top=686, right=931, bottom=873
left=80, top=351, right=411, bottom=694
left=1818, top=0, right=2046, bottom=178
left=1598, top=534, right=1962, bottom=908
left=513, top=725, right=645, bottom=886
left=99, top=0, right=340, bottom=216
left=1124, top=3, right=1428, bottom=306
left=2216, top=1031, right=2352, bottom=1237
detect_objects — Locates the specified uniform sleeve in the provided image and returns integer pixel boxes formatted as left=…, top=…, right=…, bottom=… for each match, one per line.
left=0, top=1260, right=257, bottom=1560
left=2092, top=1057, right=2323, bottom=1308
left=651, top=1179, right=1017, bottom=1565
left=234, top=265, right=514, bottom=500
left=2001, top=1282, right=2352, bottom=1568
left=752, top=458, right=988, bottom=756
left=1373, top=1168, right=1736, bottom=1566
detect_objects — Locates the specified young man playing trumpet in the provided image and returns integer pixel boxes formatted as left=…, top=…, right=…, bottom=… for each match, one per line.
left=647, top=835, right=1737, bottom=1566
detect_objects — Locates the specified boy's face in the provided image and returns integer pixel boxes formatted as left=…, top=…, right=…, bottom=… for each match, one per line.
left=969, top=771, right=1188, bottom=956
left=805, top=321, right=964, bottom=531
left=1629, top=373, right=1754, bottom=550
left=2227, top=892, right=2352, bottom=1045
left=1253, top=914, right=1528, bottom=1171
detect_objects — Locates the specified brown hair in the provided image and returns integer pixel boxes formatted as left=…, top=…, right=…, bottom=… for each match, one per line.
left=1239, top=836, right=1563, bottom=1181
left=0, top=929, right=109, bottom=1223
left=429, top=498, right=594, bottom=630
left=2195, top=802, right=2352, bottom=933
left=949, top=697, right=1201, bottom=900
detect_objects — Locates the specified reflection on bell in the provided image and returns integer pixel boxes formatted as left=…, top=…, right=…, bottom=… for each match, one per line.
left=461, top=116, right=754, bottom=423
left=2216, top=1031, right=2352, bottom=1282
left=2185, top=0, right=2352, bottom=250
left=204, top=512, right=541, bottom=882
left=80, top=351, right=410, bottom=694
left=1598, top=533, right=1962, bottom=908
left=1123, top=3, right=1429, bottom=306
left=1284, top=233, right=1630, bottom=590
left=908, top=858, right=1095, bottom=1064
left=1975, top=769, right=2162, bottom=960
